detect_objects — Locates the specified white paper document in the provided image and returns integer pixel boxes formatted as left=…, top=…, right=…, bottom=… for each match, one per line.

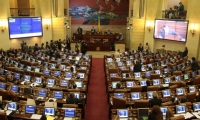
left=31, top=114, right=42, bottom=119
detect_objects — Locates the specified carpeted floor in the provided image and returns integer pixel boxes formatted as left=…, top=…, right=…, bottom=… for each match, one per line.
left=84, top=58, right=109, bottom=120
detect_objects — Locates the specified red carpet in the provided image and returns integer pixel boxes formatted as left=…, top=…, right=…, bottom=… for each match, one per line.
left=85, top=58, right=109, bottom=120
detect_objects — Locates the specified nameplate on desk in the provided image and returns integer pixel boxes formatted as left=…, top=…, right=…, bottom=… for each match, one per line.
left=31, top=114, right=42, bottom=119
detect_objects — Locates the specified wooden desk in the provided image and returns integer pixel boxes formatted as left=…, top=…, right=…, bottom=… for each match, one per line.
left=87, top=42, right=110, bottom=51
left=73, top=33, right=117, bottom=42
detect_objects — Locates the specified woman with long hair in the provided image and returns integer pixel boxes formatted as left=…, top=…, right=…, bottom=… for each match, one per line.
left=148, top=105, right=163, bottom=120
left=166, top=108, right=174, bottom=120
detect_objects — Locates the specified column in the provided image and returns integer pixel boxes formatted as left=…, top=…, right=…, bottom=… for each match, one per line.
left=34, top=0, right=41, bottom=16
left=39, top=0, right=52, bottom=43
left=57, top=0, right=64, bottom=17
left=133, top=0, right=140, bottom=18
left=0, top=0, right=10, bottom=50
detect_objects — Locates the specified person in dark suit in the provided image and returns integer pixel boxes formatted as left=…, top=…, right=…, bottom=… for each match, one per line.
left=55, top=49, right=61, bottom=59
left=57, top=39, right=62, bottom=50
left=66, top=36, right=71, bottom=50
left=191, top=57, right=199, bottom=71
left=77, top=26, right=82, bottom=34
left=66, top=93, right=85, bottom=104
left=182, top=47, right=188, bottom=57
left=149, top=92, right=162, bottom=107
left=91, top=26, right=96, bottom=35
left=134, top=61, right=142, bottom=72
left=138, top=43, right=143, bottom=52
left=34, top=43, right=39, bottom=54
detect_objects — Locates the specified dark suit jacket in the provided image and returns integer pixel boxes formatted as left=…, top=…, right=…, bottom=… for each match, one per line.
left=77, top=28, right=82, bottom=34
left=182, top=49, right=188, bottom=57
left=148, top=112, right=157, bottom=120
left=138, top=46, right=143, bottom=52
left=149, top=98, right=162, bottom=107
left=66, top=97, right=85, bottom=104
left=191, top=61, right=199, bottom=71
left=134, top=63, right=142, bottom=72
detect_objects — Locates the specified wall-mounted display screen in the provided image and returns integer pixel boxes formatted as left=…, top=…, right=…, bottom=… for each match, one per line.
left=8, top=17, right=43, bottom=39
left=154, top=19, right=188, bottom=42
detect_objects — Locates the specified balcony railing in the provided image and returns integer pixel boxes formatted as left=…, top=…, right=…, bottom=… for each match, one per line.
left=162, top=10, right=187, bottom=19
left=10, top=8, right=35, bottom=17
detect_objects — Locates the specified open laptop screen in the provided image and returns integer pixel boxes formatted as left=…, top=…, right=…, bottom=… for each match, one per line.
left=176, top=105, right=186, bottom=114
left=114, top=93, right=124, bottom=98
left=126, top=81, right=134, bottom=88
left=25, top=105, right=35, bottom=114
left=131, top=92, right=140, bottom=100
left=35, top=77, right=42, bottom=83
left=112, top=82, right=120, bottom=88
left=53, top=91, right=63, bottom=99
left=0, top=82, right=6, bottom=90
left=44, top=70, right=50, bottom=75
left=64, top=108, right=75, bottom=117
left=193, top=102, right=200, bottom=112
left=176, top=88, right=184, bottom=95
left=160, top=107, right=167, bottom=115
left=147, top=91, right=153, bottom=99
left=117, top=109, right=128, bottom=118
left=45, top=107, right=55, bottom=116
left=138, top=108, right=149, bottom=120
left=164, top=77, right=171, bottom=84
left=140, top=80, right=147, bottom=86
left=153, top=79, right=160, bottom=86
left=60, top=80, right=68, bottom=87
left=189, top=86, right=195, bottom=93
left=162, top=89, right=171, bottom=97
left=11, top=85, right=18, bottom=92
left=7, top=102, right=17, bottom=111
left=75, top=81, right=83, bottom=87
left=38, top=89, right=47, bottom=97
left=134, top=72, right=141, bottom=78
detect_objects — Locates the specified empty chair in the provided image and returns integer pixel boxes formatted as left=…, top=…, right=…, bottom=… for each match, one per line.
left=170, top=115, right=185, bottom=120
left=0, top=112, right=8, bottom=120
left=130, top=86, right=142, bottom=92
left=134, top=100, right=149, bottom=108
left=169, top=84, right=178, bottom=95
left=112, top=97, right=126, bottom=109
left=148, top=86, right=159, bottom=91
left=161, top=101, right=173, bottom=106
left=193, top=76, right=200, bottom=85
left=186, top=92, right=196, bottom=103
left=114, top=89, right=128, bottom=93
left=109, top=68, right=119, bottom=73
left=173, top=71, right=182, bottom=76
left=63, top=104, right=78, bottom=108
left=150, top=74, right=160, bottom=80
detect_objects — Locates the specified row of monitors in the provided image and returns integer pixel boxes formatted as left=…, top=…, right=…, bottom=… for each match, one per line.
left=0, top=80, right=83, bottom=91
left=107, top=58, right=192, bottom=70
left=117, top=103, right=193, bottom=118
left=111, top=72, right=197, bottom=79
left=111, top=78, right=189, bottom=88
left=113, top=87, right=191, bottom=100
left=7, top=102, right=76, bottom=117
left=1, top=71, right=85, bottom=79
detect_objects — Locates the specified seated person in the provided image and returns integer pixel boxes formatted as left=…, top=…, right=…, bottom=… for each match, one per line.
left=6, top=74, right=13, bottom=82
left=107, top=30, right=112, bottom=34
left=68, top=81, right=77, bottom=89
left=142, top=80, right=150, bottom=92
left=66, top=93, right=85, bottom=104
left=115, top=83, right=124, bottom=89
left=91, top=26, right=96, bottom=35
left=149, top=92, right=162, bottom=107
left=171, top=97, right=187, bottom=105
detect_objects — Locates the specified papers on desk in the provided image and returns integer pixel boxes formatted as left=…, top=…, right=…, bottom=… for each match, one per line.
left=63, top=99, right=66, bottom=102
left=64, top=117, right=75, bottom=120
left=174, top=112, right=194, bottom=119
left=21, top=81, right=25, bottom=85
left=0, top=110, right=4, bottom=112
left=162, top=84, right=169, bottom=87
left=6, top=110, right=12, bottom=115
left=31, top=114, right=42, bottom=119
left=47, top=115, right=55, bottom=120
left=37, top=97, right=44, bottom=100
left=192, top=112, right=200, bottom=118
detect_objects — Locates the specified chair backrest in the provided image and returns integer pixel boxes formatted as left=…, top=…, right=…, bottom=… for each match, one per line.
left=150, top=74, right=160, bottom=80
left=193, top=76, right=200, bottom=85
left=186, top=92, right=196, bottom=103
left=130, top=86, right=142, bottom=92
left=147, top=86, right=159, bottom=91
left=109, top=68, right=119, bottom=73
left=9, top=90, right=18, bottom=102
left=134, top=100, right=149, bottom=108
left=0, top=90, right=9, bottom=100
left=0, top=112, right=8, bottom=120
left=110, top=77, right=121, bottom=81
left=114, top=89, right=128, bottom=93
left=63, top=104, right=78, bottom=108
left=170, top=115, right=185, bottom=120
left=112, top=115, right=119, bottom=120
left=169, top=84, right=178, bottom=93
left=173, top=71, right=182, bottom=76
left=161, top=101, right=173, bottom=106
left=112, top=97, right=126, bottom=109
